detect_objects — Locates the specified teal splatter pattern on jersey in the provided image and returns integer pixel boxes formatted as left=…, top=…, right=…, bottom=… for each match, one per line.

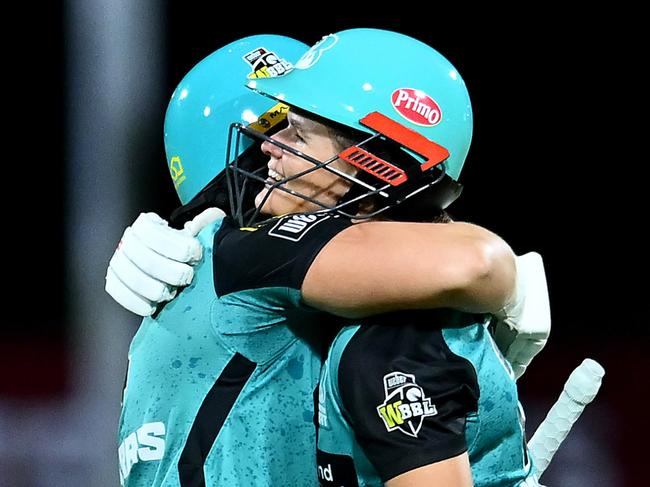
left=118, top=214, right=351, bottom=486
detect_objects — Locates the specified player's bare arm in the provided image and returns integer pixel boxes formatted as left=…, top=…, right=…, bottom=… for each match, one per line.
left=302, top=219, right=515, bottom=319
left=385, top=452, right=474, bottom=487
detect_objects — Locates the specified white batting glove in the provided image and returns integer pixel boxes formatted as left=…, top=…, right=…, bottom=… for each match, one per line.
left=105, top=208, right=225, bottom=316
left=491, top=252, right=551, bottom=379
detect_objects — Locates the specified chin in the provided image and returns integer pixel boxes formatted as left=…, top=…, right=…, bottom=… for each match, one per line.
left=256, top=189, right=315, bottom=216
left=255, top=189, right=271, bottom=210
left=255, top=191, right=282, bottom=217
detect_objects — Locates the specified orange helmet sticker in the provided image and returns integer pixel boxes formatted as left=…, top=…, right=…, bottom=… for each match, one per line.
left=359, top=112, right=450, bottom=172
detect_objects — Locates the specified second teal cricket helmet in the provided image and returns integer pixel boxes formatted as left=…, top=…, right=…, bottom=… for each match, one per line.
left=164, top=34, right=308, bottom=207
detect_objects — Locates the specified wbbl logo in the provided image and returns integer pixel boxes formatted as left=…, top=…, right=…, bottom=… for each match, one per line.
left=376, top=372, right=437, bottom=437
left=243, top=47, right=293, bottom=79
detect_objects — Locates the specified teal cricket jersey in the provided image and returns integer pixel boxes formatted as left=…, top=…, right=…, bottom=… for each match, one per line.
left=317, top=311, right=537, bottom=486
left=118, top=213, right=351, bottom=486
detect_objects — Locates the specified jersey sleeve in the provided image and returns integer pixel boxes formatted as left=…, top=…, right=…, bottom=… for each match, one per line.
left=213, top=213, right=352, bottom=297
left=336, top=322, right=480, bottom=482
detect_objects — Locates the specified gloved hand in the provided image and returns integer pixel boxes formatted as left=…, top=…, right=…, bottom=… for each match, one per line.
left=105, top=207, right=225, bottom=316
left=491, top=252, right=551, bottom=379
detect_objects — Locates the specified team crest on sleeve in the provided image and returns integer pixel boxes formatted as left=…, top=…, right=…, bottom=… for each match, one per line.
left=268, top=213, right=332, bottom=242
left=376, top=372, right=437, bottom=438
left=243, top=47, right=293, bottom=79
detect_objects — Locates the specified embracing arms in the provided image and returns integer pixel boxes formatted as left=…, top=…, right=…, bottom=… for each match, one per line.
left=302, top=220, right=516, bottom=319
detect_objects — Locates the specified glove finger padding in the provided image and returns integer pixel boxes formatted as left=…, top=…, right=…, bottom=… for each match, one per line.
left=108, top=249, right=177, bottom=302
left=492, top=252, right=551, bottom=379
left=182, top=207, right=226, bottom=237
left=105, top=267, right=157, bottom=317
left=120, top=227, right=195, bottom=286
left=507, top=336, right=549, bottom=379
left=131, top=212, right=203, bottom=263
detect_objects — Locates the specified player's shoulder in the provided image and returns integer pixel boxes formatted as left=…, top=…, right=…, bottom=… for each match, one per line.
left=217, top=213, right=350, bottom=243
left=214, top=213, right=353, bottom=296
left=335, top=313, right=482, bottom=408
left=264, top=212, right=350, bottom=242
left=339, top=311, right=479, bottom=363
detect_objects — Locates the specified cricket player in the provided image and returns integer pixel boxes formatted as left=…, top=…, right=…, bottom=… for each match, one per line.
left=237, top=28, right=549, bottom=486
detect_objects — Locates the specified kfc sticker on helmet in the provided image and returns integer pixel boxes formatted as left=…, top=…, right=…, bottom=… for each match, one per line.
left=391, top=88, right=442, bottom=126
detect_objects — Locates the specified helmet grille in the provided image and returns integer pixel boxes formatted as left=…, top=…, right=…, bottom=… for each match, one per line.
left=339, top=146, right=408, bottom=186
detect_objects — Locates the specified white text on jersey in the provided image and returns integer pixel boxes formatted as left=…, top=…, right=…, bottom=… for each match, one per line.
left=118, top=421, right=166, bottom=484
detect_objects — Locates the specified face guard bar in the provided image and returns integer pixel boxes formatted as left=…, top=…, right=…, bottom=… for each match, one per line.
left=225, top=111, right=456, bottom=227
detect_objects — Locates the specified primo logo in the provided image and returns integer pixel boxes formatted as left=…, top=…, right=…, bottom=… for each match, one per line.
left=118, top=421, right=166, bottom=485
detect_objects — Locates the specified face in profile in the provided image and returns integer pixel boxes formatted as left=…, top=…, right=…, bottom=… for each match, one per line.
left=256, top=110, right=356, bottom=216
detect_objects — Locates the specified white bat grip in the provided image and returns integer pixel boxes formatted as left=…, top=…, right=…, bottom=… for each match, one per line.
left=527, top=358, right=605, bottom=477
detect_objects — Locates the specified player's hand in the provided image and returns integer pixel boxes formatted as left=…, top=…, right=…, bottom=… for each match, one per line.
left=105, top=208, right=225, bottom=316
left=491, top=252, right=551, bottom=379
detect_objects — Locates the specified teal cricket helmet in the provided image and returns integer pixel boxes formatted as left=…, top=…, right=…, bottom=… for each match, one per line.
left=247, top=28, right=473, bottom=183
left=164, top=34, right=308, bottom=206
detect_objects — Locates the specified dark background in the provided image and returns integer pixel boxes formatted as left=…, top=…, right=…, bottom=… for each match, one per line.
left=2, top=2, right=644, bottom=486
